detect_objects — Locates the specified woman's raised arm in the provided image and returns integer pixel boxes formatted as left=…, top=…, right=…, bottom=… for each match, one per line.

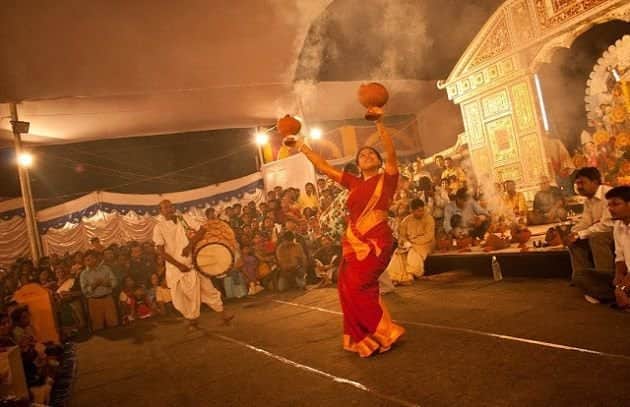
left=376, top=120, right=398, bottom=175
left=295, top=139, right=342, bottom=183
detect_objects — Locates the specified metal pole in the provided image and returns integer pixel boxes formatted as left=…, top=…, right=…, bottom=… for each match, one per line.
left=10, top=102, right=42, bottom=265
left=257, top=145, right=265, bottom=169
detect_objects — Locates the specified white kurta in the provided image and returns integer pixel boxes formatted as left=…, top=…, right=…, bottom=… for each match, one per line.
left=387, top=213, right=435, bottom=282
left=152, top=215, right=223, bottom=319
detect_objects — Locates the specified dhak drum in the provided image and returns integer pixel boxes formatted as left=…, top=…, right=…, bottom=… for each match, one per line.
left=275, top=240, right=307, bottom=274
left=194, top=220, right=238, bottom=278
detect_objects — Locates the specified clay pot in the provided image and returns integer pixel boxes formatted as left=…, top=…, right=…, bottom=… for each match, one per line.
left=544, top=228, right=563, bottom=247
left=484, top=234, right=511, bottom=251
left=456, top=237, right=473, bottom=250
left=358, top=83, right=389, bottom=109
left=437, top=239, right=451, bottom=251
left=511, top=228, right=531, bottom=245
left=277, top=115, right=302, bottom=136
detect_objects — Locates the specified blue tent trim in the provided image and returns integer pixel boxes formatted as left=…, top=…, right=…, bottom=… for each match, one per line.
left=0, top=207, right=26, bottom=221
left=31, top=178, right=264, bottom=233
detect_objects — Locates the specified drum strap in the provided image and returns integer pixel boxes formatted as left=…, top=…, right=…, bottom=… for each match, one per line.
left=177, top=215, right=193, bottom=233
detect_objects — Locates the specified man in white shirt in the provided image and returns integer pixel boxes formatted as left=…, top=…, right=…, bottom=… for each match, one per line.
left=153, top=200, right=233, bottom=328
left=567, top=167, right=614, bottom=303
left=605, top=186, right=630, bottom=309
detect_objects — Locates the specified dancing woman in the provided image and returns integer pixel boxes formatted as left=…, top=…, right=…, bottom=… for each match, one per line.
left=291, top=118, right=405, bottom=357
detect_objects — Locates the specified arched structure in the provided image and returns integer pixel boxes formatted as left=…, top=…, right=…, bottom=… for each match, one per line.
left=438, top=0, right=630, bottom=197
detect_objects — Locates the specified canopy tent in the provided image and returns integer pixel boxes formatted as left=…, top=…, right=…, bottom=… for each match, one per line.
left=0, top=0, right=501, bottom=148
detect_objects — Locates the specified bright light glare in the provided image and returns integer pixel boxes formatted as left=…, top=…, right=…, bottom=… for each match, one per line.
left=310, top=128, right=322, bottom=140
left=534, top=74, right=550, bottom=133
left=255, top=132, right=269, bottom=145
left=611, top=68, right=621, bottom=82
left=17, top=152, right=33, bottom=167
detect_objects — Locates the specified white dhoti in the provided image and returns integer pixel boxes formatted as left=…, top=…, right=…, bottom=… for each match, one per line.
left=154, top=214, right=224, bottom=321
left=386, top=251, right=413, bottom=283
left=406, top=246, right=431, bottom=277
left=391, top=213, right=436, bottom=282
left=386, top=245, right=432, bottom=282
left=167, top=268, right=223, bottom=320
left=378, top=269, right=396, bottom=294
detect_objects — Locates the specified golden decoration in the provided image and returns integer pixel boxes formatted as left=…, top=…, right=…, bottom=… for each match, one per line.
left=615, top=132, right=630, bottom=150
left=611, top=105, right=627, bottom=124
left=593, top=130, right=610, bottom=145
left=572, top=153, right=587, bottom=168
left=620, top=160, right=630, bottom=176
left=616, top=175, right=630, bottom=186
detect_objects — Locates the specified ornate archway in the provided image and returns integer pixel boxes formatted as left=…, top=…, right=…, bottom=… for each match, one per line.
left=438, top=0, right=630, bottom=199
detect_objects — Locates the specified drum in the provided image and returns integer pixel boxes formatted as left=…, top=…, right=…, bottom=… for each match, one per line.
left=194, top=220, right=238, bottom=278
left=275, top=240, right=307, bottom=273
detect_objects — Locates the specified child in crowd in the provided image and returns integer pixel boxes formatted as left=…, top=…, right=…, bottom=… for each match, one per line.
left=155, top=275, right=173, bottom=315
left=450, top=214, right=468, bottom=239
left=133, top=286, right=153, bottom=320
left=119, top=276, right=138, bottom=324
left=241, top=245, right=263, bottom=295
left=147, top=273, right=159, bottom=312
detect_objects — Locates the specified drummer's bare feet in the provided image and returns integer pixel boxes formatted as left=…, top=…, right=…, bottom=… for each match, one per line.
left=187, top=319, right=200, bottom=332
left=220, top=312, right=234, bottom=326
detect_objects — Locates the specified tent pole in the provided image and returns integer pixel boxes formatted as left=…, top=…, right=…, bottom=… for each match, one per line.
left=10, top=102, right=42, bottom=265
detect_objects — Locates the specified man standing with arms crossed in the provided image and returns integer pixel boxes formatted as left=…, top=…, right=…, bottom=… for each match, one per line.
left=153, top=200, right=233, bottom=329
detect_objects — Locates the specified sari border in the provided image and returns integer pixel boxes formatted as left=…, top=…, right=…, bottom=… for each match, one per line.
left=342, top=301, right=405, bottom=358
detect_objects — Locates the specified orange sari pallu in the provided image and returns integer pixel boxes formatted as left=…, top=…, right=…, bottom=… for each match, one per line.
left=338, top=171, right=405, bottom=357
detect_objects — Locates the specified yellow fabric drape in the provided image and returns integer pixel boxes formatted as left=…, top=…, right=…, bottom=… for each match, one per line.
left=343, top=174, right=387, bottom=261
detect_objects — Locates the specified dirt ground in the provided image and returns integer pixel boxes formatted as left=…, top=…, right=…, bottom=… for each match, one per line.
left=71, top=273, right=630, bottom=407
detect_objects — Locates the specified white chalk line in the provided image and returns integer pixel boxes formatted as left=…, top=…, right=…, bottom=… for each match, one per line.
left=212, top=333, right=420, bottom=407
left=272, top=299, right=630, bottom=362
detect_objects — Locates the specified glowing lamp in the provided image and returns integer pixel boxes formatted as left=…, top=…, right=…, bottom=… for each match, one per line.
left=310, top=128, right=322, bottom=140
left=255, top=132, right=269, bottom=145
left=17, top=152, right=33, bottom=167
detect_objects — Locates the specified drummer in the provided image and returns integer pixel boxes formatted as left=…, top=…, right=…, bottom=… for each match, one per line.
left=153, top=200, right=234, bottom=329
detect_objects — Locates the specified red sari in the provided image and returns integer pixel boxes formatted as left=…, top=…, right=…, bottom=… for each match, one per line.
left=338, top=170, right=405, bottom=357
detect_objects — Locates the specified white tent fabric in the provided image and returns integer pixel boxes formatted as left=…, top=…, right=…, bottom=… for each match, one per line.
left=0, top=216, right=29, bottom=266
left=0, top=0, right=447, bottom=148
left=262, top=154, right=318, bottom=193
left=0, top=172, right=264, bottom=266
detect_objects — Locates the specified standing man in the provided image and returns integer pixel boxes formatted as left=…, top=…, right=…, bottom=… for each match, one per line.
left=80, top=250, right=119, bottom=331
left=606, top=186, right=630, bottom=309
left=153, top=200, right=233, bottom=328
left=567, top=167, right=614, bottom=304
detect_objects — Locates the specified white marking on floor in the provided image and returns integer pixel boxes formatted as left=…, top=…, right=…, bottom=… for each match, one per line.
left=212, top=333, right=420, bottom=407
left=273, top=299, right=630, bottom=362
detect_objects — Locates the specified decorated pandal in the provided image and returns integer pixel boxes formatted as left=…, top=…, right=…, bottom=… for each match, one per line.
left=438, top=0, right=630, bottom=203
left=576, top=35, right=630, bottom=185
